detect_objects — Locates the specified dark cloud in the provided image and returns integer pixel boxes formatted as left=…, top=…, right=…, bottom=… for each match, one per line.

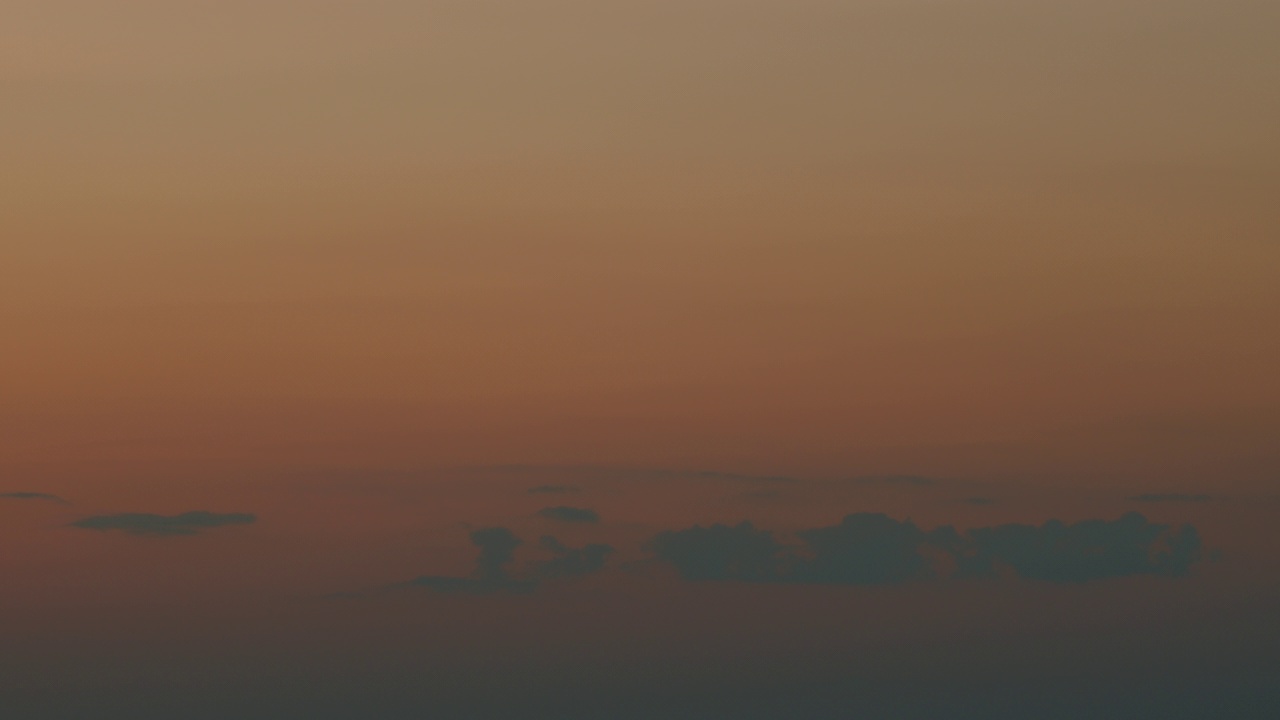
left=408, top=527, right=534, bottom=594
left=71, top=511, right=256, bottom=536
left=1127, top=493, right=1214, bottom=503
left=795, top=514, right=938, bottom=585
left=963, top=496, right=998, bottom=506
left=528, top=484, right=582, bottom=495
left=649, top=513, right=1202, bottom=586
left=537, top=506, right=601, bottom=523
left=958, top=513, right=1202, bottom=582
left=0, top=492, right=68, bottom=504
left=535, top=536, right=615, bottom=579
left=471, top=527, right=523, bottom=580
left=650, top=522, right=786, bottom=582
left=406, top=528, right=611, bottom=594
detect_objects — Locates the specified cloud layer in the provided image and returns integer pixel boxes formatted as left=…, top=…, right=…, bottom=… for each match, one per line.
left=651, top=513, right=1202, bottom=585
left=71, top=511, right=256, bottom=536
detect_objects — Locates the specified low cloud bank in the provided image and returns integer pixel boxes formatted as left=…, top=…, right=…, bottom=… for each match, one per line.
left=71, top=511, right=256, bottom=536
left=651, top=513, right=1202, bottom=585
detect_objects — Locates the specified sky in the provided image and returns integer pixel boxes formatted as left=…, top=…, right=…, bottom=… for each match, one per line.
left=2, top=1, right=1279, bottom=718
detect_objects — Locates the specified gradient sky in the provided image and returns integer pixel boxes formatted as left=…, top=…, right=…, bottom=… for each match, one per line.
left=3, top=2, right=1279, bottom=718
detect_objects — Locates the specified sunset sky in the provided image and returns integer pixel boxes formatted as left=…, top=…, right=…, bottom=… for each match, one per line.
left=3, top=2, right=1279, bottom=718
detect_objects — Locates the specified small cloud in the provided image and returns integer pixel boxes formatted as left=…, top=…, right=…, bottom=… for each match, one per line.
left=1127, top=493, right=1213, bottom=503
left=537, top=506, right=600, bottom=524
left=527, top=484, right=582, bottom=495
left=71, top=511, right=256, bottom=536
left=1, top=492, right=69, bottom=504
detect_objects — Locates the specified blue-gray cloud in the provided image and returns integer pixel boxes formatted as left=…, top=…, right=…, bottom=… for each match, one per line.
left=650, top=522, right=786, bottom=582
left=71, top=511, right=256, bottom=536
left=407, top=528, right=612, bottom=594
left=537, top=506, right=600, bottom=524
left=408, top=527, right=532, bottom=594
left=958, top=514, right=1203, bottom=582
left=471, top=527, right=523, bottom=581
left=650, top=513, right=1202, bottom=585
left=1127, top=493, right=1213, bottom=503
left=1, top=492, right=68, bottom=504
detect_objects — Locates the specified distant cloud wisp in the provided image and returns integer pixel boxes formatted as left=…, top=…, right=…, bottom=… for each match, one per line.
left=1, top=492, right=68, bottom=504
left=71, top=511, right=256, bottom=536
left=537, top=506, right=601, bottom=524
left=528, top=485, right=582, bottom=495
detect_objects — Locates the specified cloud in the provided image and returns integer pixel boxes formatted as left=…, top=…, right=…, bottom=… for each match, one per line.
left=649, top=513, right=1202, bottom=585
left=537, top=506, right=601, bottom=524
left=406, top=528, right=612, bottom=594
left=535, top=536, right=614, bottom=579
left=528, top=484, right=582, bottom=495
left=71, top=511, right=256, bottom=536
left=1127, top=493, right=1213, bottom=503
left=963, top=496, right=998, bottom=506
left=408, top=527, right=534, bottom=594
left=471, top=527, right=523, bottom=580
left=958, top=513, right=1202, bottom=582
left=649, top=522, right=786, bottom=582
left=1, top=492, right=68, bottom=504
left=795, top=514, right=939, bottom=585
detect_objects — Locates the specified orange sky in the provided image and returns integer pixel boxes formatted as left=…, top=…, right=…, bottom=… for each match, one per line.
left=3, top=0, right=1279, bottom=495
